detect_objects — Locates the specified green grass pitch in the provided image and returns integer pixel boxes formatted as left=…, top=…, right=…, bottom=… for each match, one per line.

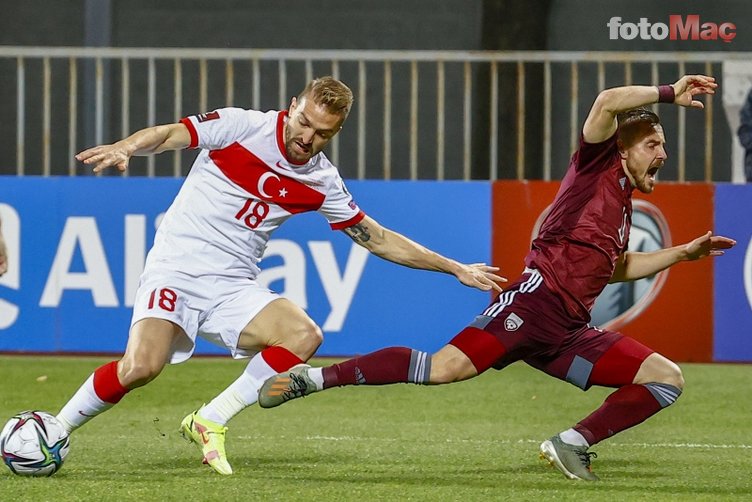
left=1, top=355, right=750, bottom=501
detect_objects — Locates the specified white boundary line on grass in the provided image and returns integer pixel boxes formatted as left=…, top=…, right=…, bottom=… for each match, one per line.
left=238, top=435, right=752, bottom=450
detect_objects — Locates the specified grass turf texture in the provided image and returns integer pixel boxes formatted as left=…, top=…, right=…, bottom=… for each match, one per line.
left=1, top=355, right=750, bottom=501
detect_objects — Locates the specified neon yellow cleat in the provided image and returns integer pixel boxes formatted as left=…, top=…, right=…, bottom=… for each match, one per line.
left=179, top=408, right=233, bottom=475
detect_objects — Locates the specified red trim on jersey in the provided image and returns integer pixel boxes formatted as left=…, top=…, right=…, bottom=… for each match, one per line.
left=209, top=143, right=326, bottom=214
left=330, top=210, right=366, bottom=230
left=180, top=117, right=199, bottom=149
left=276, top=111, right=307, bottom=167
left=261, top=346, right=304, bottom=373
left=449, top=327, right=506, bottom=373
left=92, top=361, right=129, bottom=404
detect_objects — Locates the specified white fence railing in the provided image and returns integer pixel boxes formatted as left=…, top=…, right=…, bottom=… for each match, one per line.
left=0, top=47, right=748, bottom=181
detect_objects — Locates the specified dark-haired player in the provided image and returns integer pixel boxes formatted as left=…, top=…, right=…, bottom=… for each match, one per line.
left=259, top=75, right=736, bottom=481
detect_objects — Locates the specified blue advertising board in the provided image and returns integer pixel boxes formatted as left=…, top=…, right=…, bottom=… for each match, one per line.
left=0, top=177, right=491, bottom=358
left=713, top=183, right=752, bottom=362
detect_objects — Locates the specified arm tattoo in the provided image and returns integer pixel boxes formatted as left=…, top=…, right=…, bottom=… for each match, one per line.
left=343, top=223, right=371, bottom=244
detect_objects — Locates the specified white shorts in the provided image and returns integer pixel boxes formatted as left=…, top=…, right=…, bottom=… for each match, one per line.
left=130, top=270, right=280, bottom=363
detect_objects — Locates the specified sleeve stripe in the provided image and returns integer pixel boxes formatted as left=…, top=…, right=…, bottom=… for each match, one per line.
left=330, top=210, right=366, bottom=230
left=180, top=117, right=199, bottom=149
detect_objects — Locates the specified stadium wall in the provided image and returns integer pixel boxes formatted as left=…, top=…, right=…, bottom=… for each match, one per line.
left=0, top=177, right=491, bottom=357
left=713, top=184, right=752, bottom=362
left=0, top=178, right=748, bottom=363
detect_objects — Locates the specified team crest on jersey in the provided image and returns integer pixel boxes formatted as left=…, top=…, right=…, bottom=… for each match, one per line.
left=619, top=176, right=627, bottom=190
left=504, top=312, right=524, bottom=331
left=197, top=111, right=220, bottom=122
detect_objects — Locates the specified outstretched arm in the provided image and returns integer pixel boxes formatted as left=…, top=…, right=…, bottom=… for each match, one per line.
left=342, top=215, right=505, bottom=292
left=610, top=231, right=736, bottom=283
left=76, top=122, right=192, bottom=173
left=582, top=74, right=717, bottom=144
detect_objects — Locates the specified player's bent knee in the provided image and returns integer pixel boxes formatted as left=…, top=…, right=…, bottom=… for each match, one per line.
left=660, top=360, right=684, bottom=390
left=427, top=361, right=451, bottom=384
left=118, top=358, right=165, bottom=389
left=635, top=353, right=684, bottom=389
left=635, top=354, right=684, bottom=407
left=429, top=345, right=477, bottom=383
left=429, top=363, right=463, bottom=384
left=285, top=320, right=323, bottom=358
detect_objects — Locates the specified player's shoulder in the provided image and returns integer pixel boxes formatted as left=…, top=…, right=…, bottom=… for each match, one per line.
left=308, top=153, right=351, bottom=193
left=247, top=108, right=278, bottom=120
left=198, top=106, right=269, bottom=122
left=214, top=107, right=270, bottom=124
left=572, top=131, right=619, bottom=171
left=310, top=152, right=341, bottom=179
left=212, top=108, right=280, bottom=141
left=313, top=150, right=335, bottom=168
left=579, top=130, right=618, bottom=150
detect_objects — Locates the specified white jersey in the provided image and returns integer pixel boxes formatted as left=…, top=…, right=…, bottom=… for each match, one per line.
left=144, top=107, right=365, bottom=279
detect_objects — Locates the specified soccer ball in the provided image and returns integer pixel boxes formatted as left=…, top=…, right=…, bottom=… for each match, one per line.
left=0, top=411, right=70, bottom=476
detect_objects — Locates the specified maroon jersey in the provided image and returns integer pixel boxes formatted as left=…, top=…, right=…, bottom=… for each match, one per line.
left=525, top=134, right=633, bottom=321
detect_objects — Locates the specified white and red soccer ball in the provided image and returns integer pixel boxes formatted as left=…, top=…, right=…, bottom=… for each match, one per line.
left=1, top=411, right=70, bottom=476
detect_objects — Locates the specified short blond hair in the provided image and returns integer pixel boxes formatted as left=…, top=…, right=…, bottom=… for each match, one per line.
left=298, top=76, right=353, bottom=118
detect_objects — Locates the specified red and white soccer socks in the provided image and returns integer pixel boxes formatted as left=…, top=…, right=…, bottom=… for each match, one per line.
left=200, top=346, right=304, bottom=425
left=56, top=361, right=129, bottom=433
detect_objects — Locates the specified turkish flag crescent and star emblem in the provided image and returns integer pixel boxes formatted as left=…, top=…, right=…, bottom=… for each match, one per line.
left=209, top=143, right=326, bottom=214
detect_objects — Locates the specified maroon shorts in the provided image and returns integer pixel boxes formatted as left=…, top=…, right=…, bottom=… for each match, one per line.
left=451, top=269, right=654, bottom=390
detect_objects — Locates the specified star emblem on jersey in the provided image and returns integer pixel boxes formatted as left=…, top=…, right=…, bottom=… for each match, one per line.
left=210, top=144, right=327, bottom=213
left=504, top=312, right=524, bottom=331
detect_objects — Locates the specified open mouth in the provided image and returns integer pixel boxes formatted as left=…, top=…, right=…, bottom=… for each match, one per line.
left=647, top=166, right=660, bottom=181
left=295, top=141, right=310, bottom=155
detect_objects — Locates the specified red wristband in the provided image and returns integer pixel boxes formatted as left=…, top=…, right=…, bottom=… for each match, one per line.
left=657, top=84, right=675, bottom=103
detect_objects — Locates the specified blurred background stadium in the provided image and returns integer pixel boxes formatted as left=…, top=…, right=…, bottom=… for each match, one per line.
left=1, top=1, right=751, bottom=498
left=3, top=0, right=752, bottom=181
left=0, top=2, right=750, bottom=373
